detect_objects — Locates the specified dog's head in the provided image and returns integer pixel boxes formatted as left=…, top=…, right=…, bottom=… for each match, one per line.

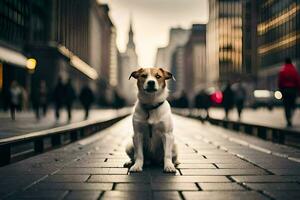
left=129, top=67, right=174, bottom=94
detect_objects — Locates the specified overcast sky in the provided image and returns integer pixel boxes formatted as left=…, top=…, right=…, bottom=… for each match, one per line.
left=100, top=0, right=208, bottom=67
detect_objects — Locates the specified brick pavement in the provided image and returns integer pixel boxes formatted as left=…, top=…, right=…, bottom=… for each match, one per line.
left=1, top=115, right=300, bottom=199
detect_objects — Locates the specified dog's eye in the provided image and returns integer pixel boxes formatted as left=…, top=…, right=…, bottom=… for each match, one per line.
left=141, top=74, right=147, bottom=78
left=155, top=74, right=161, bottom=79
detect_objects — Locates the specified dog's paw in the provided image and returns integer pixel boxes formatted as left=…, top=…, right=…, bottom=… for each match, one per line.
left=164, top=163, right=176, bottom=173
left=129, top=163, right=143, bottom=172
left=123, top=161, right=133, bottom=168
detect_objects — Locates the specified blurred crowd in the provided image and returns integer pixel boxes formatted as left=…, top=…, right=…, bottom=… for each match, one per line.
left=3, top=77, right=96, bottom=121
left=171, top=58, right=300, bottom=127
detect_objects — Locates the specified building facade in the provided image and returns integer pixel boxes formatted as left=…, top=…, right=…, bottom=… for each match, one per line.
left=242, top=0, right=258, bottom=77
left=0, top=0, right=50, bottom=109
left=155, top=27, right=190, bottom=71
left=257, top=0, right=300, bottom=90
left=183, top=24, right=207, bottom=106
left=0, top=0, right=120, bottom=109
left=207, top=0, right=243, bottom=85
left=119, top=20, right=139, bottom=105
left=170, top=46, right=185, bottom=98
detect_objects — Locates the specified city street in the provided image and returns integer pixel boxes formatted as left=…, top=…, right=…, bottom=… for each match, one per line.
left=0, top=108, right=132, bottom=139
left=1, top=115, right=300, bottom=199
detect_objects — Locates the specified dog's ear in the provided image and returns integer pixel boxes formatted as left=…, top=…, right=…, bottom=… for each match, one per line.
left=159, top=68, right=175, bottom=81
left=129, top=68, right=143, bottom=80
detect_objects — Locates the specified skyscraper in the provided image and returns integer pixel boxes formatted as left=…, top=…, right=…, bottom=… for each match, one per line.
left=119, top=19, right=139, bottom=105
left=257, top=0, right=300, bottom=89
left=183, top=24, right=207, bottom=105
left=207, top=0, right=243, bottom=85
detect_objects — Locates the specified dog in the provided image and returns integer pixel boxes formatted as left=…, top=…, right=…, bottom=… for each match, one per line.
left=125, top=67, right=178, bottom=173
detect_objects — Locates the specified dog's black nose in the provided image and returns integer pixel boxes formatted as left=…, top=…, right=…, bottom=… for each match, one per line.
left=147, top=80, right=155, bottom=87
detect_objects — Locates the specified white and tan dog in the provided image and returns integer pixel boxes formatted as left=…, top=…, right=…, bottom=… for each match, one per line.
left=125, top=67, right=178, bottom=173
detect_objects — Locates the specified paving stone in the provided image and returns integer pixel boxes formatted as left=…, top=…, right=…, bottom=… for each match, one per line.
left=70, top=162, right=124, bottom=168
left=64, top=191, right=102, bottom=200
left=153, top=191, right=182, bottom=200
left=152, top=176, right=230, bottom=183
left=115, top=183, right=151, bottom=191
left=44, top=175, right=89, bottom=182
left=56, top=167, right=128, bottom=175
left=151, top=183, right=199, bottom=191
left=88, top=175, right=150, bottom=183
left=182, top=191, right=270, bottom=200
left=177, top=163, right=216, bottom=169
left=231, top=175, right=300, bottom=183
left=7, top=190, right=68, bottom=200
left=30, top=182, right=113, bottom=191
left=270, top=168, right=300, bottom=175
left=198, top=183, right=245, bottom=190
left=180, top=169, right=268, bottom=176
left=215, top=163, right=257, bottom=169
left=56, top=168, right=110, bottom=175
left=101, top=191, right=151, bottom=200
left=245, top=183, right=300, bottom=191
left=264, top=190, right=300, bottom=200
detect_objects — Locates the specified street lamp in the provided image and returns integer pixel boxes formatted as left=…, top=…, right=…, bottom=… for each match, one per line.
left=26, top=58, right=37, bottom=71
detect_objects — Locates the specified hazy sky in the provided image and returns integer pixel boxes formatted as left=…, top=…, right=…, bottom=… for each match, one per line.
left=100, top=0, right=208, bottom=67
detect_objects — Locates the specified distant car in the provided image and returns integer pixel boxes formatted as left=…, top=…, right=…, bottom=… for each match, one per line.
left=250, top=90, right=282, bottom=110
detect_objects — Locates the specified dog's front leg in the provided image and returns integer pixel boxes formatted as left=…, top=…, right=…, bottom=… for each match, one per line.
left=162, top=133, right=176, bottom=173
left=129, top=133, right=144, bottom=172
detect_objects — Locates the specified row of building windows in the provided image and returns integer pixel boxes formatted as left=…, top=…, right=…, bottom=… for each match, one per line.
left=0, top=0, right=28, bottom=47
left=258, top=0, right=300, bottom=68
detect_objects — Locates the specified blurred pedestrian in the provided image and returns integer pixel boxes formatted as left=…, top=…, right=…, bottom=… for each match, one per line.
left=53, top=77, right=64, bottom=121
left=278, top=58, right=300, bottom=127
left=65, top=78, right=76, bottom=121
left=9, top=81, right=22, bottom=120
left=233, top=81, right=247, bottom=120
left=222, top=83, right=234, bottom=119
left=32, top=80, right=48, bottom=120
left=79, top=84, right=94, bottom=119
left=194, top=90, right=211, bottom=119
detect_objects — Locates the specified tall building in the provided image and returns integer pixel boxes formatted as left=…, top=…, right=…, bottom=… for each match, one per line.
left=155, top=28, right=190, bottom=71
left=119, top=20, right=139, bottom=105
left=170, top=46, right=185, bottom=98
left=94, top=3, right=118, bottom=104
left=183, top=24, right=207, bottom=105
left=0, top=0, right=120, bottom=109
left=207, top=0, right=243, bottom=85
left=242, top=0, right=258, bottom=77
left=0, top=0, right=51, bottom=109
left=256, top=0, right=300, bottom=90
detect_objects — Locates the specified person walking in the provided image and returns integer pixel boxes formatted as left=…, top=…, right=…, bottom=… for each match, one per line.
left=9, top=81, right=22, bottom=120
left=53, top=77, right=64, bottom=121
left=79, top=84, right=94, bottom=119
left=234, top=81, right=247, bottom=120
left=32, top=80, right=48, bottom=119
left=278, top=58, right=300, bottom=127
left=222, top=82, right=235, bottom=120
left=65, top=78, right=76, bottom=121
left=194, top=90, right=211, bottom=119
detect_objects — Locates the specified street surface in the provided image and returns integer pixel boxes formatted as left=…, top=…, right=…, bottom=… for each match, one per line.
left=0, top=108, right=131, bottom=139
left=1, top=115, right=300, bottom=199
left=199, top=108, right=300, bottom=130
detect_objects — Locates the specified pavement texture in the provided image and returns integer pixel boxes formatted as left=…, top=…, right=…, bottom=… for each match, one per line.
left=0, top=108, right=131, bottom=139
left=1, top=115, right=300, bottom=199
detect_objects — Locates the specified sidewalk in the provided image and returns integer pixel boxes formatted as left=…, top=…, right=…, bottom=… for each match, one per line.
left=1, top=115, right=300, bottom=199
left=196, top=108, right=300, bottom=131
left=0, top=108, right=132, bottom=139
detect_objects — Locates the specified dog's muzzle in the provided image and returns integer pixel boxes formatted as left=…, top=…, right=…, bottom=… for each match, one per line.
left=145, top=80, right=157, bottom=92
